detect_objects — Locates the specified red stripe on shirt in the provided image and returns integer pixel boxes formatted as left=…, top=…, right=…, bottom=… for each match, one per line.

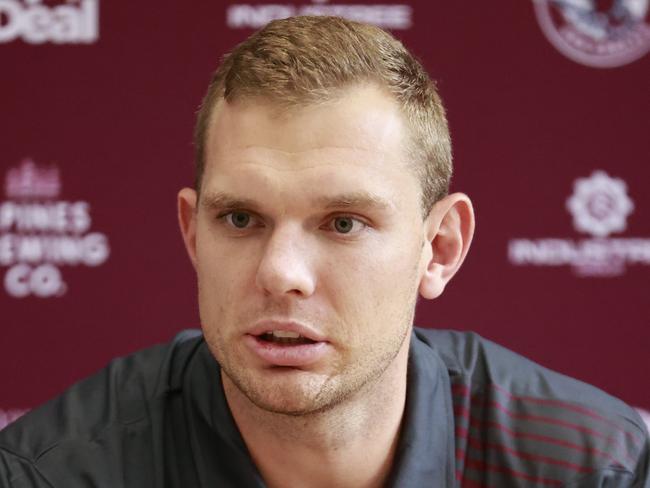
left=466, top=436, right=592, bottom=473
left=467, top=416, right=627, bottom=467
left=490, top=383, right=642, bottom=447
left=451, top=382, right=641, bottom=447
left=460, top=475, right=488, bottom=488
left=451, top=382, right=635, bottom=467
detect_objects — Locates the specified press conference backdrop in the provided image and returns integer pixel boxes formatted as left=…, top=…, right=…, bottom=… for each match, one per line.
left=1, top=0, right=649, bottom=429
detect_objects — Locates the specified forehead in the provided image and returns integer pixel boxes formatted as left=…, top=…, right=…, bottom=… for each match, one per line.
left=202, top=85, right=421, bottom=211
left=209, top=85, right=406, bottom=155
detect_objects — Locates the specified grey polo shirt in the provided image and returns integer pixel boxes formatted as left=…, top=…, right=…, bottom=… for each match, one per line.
left=1, top=328, right=648, bottom=487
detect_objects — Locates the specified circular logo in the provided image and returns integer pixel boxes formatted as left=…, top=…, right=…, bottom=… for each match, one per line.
left=534, top=0, right=650, bottom=68
left=566, top=170, right=634, bottom=237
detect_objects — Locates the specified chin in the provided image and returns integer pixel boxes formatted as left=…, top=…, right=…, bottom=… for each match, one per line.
left=250, top=397, right=321, bottom=417
left=229, top=368, right=346, bottom=416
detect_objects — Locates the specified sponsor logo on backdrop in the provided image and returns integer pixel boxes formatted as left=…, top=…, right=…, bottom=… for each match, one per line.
left=0, top=407, right=28, bottom=430
left=226, top=0, right=412, bottom=30
left=508, top=170, right=650, bottom=277
left=0, top=0, right=99, bottom=45
left=533, top=0, right=650, bottom=68
left=0, top=158, right=110, bottom=298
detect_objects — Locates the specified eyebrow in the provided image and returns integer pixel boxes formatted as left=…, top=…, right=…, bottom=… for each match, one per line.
left=314, top=192, right=394, bottom=211
left=200, top=191, right=394, bottom=212
left=200, top=192, right=261, bottom=212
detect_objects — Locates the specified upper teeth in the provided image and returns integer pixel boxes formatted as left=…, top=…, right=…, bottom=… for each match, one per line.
left=270, top=330, right=301, bottom=339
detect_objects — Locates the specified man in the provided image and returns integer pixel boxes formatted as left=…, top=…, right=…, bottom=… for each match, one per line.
left=0, top=15, right=648, bottom=488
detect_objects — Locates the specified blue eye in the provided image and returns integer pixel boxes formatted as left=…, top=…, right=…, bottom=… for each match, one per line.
left=330, top=216, right=367, bottom=235
left=226, top=211, right=251, bottom=228
left=333, top=217, right=354, bottom=234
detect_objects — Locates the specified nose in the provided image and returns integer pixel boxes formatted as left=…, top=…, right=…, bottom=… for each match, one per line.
left=255, top=224, right=316, bottom=298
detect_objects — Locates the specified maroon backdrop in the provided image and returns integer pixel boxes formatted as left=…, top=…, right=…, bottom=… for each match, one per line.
left=1, top=0, right=649, bottom=428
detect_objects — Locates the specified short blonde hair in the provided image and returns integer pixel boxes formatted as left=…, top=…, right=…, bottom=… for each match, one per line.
left=194, top=16, right=452, bottom=215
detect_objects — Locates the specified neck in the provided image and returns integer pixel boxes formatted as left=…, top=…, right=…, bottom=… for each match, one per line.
left=223, top=337, right=410, bottom=488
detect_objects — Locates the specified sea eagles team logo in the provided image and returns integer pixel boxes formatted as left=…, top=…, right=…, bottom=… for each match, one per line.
left=508, top=170, right=650, bottom=277
left=533, top=0, right=650, bottom=68
left=566, top=171, right=634, bottom=237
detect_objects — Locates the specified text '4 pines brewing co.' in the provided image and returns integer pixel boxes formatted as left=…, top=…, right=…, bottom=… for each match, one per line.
left=0, top=159, right=110, bottom=298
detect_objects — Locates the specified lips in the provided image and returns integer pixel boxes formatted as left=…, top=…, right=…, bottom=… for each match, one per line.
left=247, top=321, right=327, bottom=342
left=258, top=330, right=316, bottom=345
left=244, top=321, right=331, bottom=367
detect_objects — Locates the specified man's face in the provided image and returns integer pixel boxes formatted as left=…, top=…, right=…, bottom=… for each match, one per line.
left=189, top=85, right=432, bottom=415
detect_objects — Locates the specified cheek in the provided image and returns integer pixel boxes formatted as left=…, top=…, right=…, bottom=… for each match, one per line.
left=333, top=233, right=420, bottom=288
left=320, top=238, right=420, bottom=337
left=196, top=225, right=258, bottom=283
left=195, top=234, right=258, bottom=325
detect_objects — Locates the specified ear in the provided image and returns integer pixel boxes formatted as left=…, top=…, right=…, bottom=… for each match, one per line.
left=418, top=192, right=475, bottom=300
left=178, top=187, right=198, bottom=270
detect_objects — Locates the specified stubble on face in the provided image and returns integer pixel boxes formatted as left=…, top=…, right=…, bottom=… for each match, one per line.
left=195, top=86, right=428, bottom=420
left=201, top=260, right=419, bottom=418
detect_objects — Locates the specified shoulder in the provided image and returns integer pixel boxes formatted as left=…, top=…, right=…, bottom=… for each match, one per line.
left=0, top=329, right=203, bottom=486
left=413, top=327, right=639, bottom=416
left=413, top=327, right=650, bottom=487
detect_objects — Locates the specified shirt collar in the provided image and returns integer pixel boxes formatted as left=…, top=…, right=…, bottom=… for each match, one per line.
left=187, top=330, right=455, bottom=487
left=185, top=342, right=266, bottom=487
left=387, top=329, right=456, bottom=487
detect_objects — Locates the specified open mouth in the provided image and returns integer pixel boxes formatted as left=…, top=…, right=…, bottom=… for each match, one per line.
left=245, top=327, right=329, bottom=366
left=257, top=330, right=317, bottom=346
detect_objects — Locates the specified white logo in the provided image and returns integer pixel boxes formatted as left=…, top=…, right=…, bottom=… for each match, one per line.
left=508, top=170, right=650, bottom=277
left=0, top=0, right=99, bottom=45
left=226, top=0, right=413, bottom=30
left=533, top=0, right=650, bottom=68
left=0, top=408, right=28, bottom=430
left=0, top=159, right=110, bottom=298
left=566, top=170, right=634, bottom=237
